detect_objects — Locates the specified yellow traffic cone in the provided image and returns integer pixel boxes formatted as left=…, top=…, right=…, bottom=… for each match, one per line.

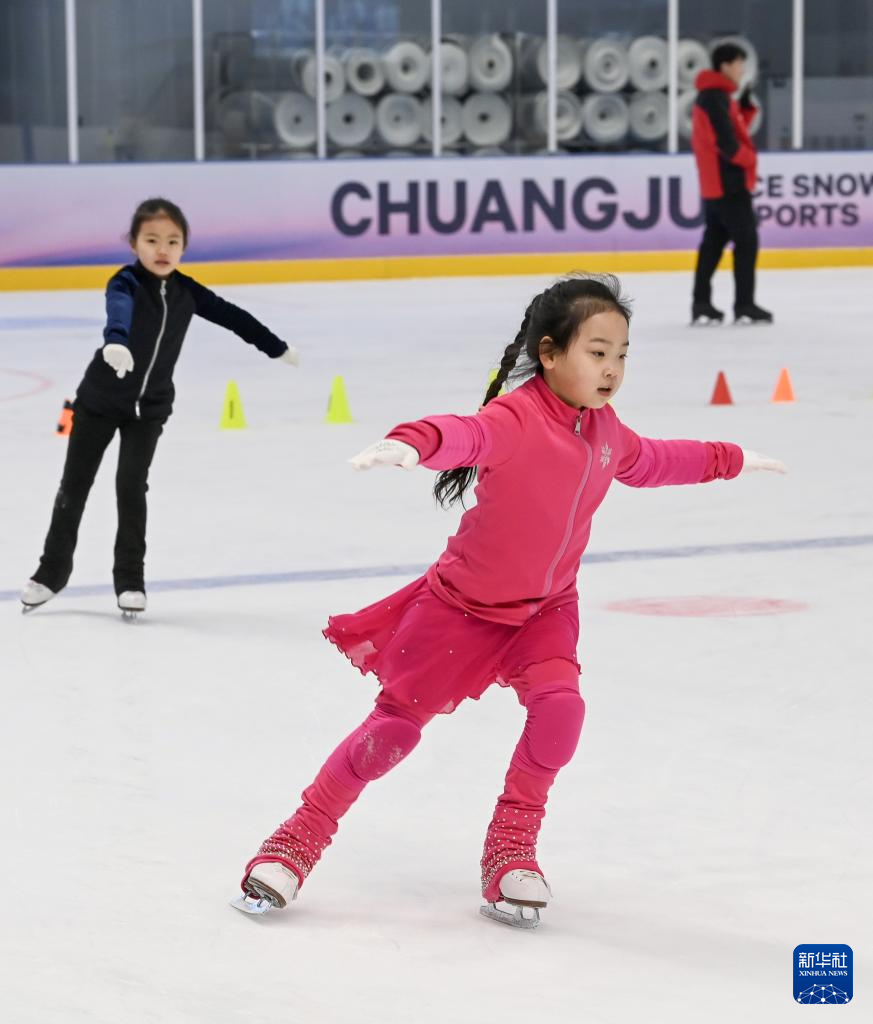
left=220, top=381, right=247, bottom=429
left=485, top=368, right=507, bottom=396
left=325, top=375, right=353, bottom=423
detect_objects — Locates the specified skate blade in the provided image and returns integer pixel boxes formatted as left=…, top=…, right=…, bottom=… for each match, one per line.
left=480, top=901, right=541, bottom=930
left=230, top=893, right=276, bottom=916
left=691, top=317, right=722, bottom=326
left=21, top=604, right=41, bottom=615
left=120, top=610, right=141, bottom=621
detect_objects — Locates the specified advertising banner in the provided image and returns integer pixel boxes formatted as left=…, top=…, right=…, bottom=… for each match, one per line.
left=1, top=152, right=871, bottom=268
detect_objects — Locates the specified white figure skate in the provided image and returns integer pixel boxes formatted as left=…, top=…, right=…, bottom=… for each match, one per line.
left=231, top=861, right=299, bottom=916
left=20, top=581, right=56, bottom=613
left=480, top=869, right=552, bottom=930
left=118, top=591, right=146, bottom=620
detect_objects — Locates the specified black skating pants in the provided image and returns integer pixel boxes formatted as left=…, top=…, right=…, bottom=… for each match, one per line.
left=32, top=402, right=165, bottom=595
left=692, top=191, right=759, bottom=309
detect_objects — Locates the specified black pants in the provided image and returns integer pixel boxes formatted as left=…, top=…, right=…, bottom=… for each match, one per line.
left=692, top=191, right=759, bottom=309
left=32, top=402, right=165, bottom=595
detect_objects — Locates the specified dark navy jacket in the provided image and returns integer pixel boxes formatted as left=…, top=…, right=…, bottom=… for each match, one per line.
left=76, top=261, right=288, bottom=420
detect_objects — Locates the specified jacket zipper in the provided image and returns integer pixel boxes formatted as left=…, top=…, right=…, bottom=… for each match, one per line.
left=542, top=410, right=591, bottom=594
left=135, top=279, right=168, bottom=419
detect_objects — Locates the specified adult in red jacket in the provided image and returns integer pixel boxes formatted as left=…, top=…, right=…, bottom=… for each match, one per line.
left=691, top=43, right=773, bottom=325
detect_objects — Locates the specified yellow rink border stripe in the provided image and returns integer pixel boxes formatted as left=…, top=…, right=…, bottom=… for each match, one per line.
left=1, top=247, right=871, bottom=291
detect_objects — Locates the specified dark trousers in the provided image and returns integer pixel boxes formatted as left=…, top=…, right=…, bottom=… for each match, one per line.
left=32, top=402, right=164, bottom=595
left=692, top=191, right=759, bottom=309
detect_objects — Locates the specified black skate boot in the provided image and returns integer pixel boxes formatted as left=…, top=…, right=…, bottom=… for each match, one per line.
left=691, top=302, right=725, bottom=325
left=734, top=303, right=773, bottom=325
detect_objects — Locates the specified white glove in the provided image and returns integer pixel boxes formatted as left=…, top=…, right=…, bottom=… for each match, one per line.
left=741, top=449, right=788, bottom=474
left=103, top=344, right=134, bottom=379
left=279, top=345, right=300, bottom=367
left=350, top=439, right=420, bottom=471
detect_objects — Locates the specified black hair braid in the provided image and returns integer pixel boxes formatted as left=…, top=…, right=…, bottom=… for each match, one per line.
left=432, top=303, right=533, bottom=510
left=481, top=299, right=535, bottom=407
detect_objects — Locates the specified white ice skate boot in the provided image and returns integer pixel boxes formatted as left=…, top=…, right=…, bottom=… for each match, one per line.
left=480, top=870, right=552, bottom=930
left=21, top=580, right=56, bottom=613
left=117, top=591, right=146, bottom=619
left=231, top=861, right=300, bottom=916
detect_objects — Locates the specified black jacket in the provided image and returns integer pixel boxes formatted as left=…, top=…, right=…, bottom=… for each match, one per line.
left=76, top=261, right=288, bottom=420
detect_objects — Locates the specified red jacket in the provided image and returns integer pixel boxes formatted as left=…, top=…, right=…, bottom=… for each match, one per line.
left=692, top=70, right=757, bottom=199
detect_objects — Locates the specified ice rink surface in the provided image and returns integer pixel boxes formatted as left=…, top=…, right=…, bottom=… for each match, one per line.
left=1, top=267, right=871, bottom=1023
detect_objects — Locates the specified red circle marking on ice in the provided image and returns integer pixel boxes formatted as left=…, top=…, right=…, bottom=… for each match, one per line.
left=604, top=596, right=808, bottom=617
left=0, top=368, right=54, bottom=402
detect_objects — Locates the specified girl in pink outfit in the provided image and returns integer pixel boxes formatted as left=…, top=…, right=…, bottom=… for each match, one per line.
left=236, top=274, right=786, bottom=927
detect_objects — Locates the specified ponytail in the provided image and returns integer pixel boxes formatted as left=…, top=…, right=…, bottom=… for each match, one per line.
left=433, top=301, right=534, bottom=509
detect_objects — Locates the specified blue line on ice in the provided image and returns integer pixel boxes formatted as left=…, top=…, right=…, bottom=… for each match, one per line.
left=2, top=533, right=871, bottom=603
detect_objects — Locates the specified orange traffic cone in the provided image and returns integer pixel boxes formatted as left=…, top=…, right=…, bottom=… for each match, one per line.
left=709, top=371, right=733, bottom=406
left=771, top=368, right=795, bottom=403
left=56, top=400, right=74, bottom=436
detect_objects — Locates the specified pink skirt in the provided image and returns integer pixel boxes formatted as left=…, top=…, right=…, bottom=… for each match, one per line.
left=323, top=575, right=580, bottom=715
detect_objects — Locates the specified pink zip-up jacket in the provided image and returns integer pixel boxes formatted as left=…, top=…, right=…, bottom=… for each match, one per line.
left=388, top=374, right=743, bottom=626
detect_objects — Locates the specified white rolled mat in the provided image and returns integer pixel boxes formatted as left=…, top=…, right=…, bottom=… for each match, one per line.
left=676, top=39, right=709, bottom=89
left=583, top=38, right=630, bottom=93
left=709, top=35, right=758, bottom=87
left=677, top=90, right=696, bottom=140
left=629, top=91, right=668, bottom=141
left=520, top=35, right=583, bottom=90
left=439, top=40, right=469, bottom=96
left=295, top=52, right=345, bottom=102
left=518, top=90, right=584, bottom=143
left=582, top=93, right=630, bottom=145
left=468, top=34, right=514, bottom=92
left=421, top=95, right=464, bottom=147
left=376, top=93, right=423, bottom=147
left=273, top=92, right=316, bottom=148
left=462, top=92, right=512, bottom=147
left=218, top=91, right=276, bottom=145
left=383, top=40, right=431, bottom=94
left=470, top=147, right=506, bottom=157
left=344, top=48, right=385, bottom=97
left=326, top=93, right=375, bottom=148
left=628, top=36, right=669, bottom=92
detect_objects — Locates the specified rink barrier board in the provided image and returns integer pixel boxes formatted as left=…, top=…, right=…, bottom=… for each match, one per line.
left=0, top=247, right=871, bottom=291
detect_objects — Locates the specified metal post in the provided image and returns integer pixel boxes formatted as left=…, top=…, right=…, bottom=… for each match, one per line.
left=192, top=0, right=205, bottom=160
left=430, top=0, right=443, bottom=156
left=315, top=0, right=326, bottom=158
left=667, top=0, right=678, bottom=153
left=64, top=0, right=79, bottom=163
left=546, top=0, right=557, bottom=153
left=792, top=0, right=804, bottom=149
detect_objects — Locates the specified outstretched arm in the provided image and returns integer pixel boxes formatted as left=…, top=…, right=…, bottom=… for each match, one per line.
left=101, top=269, right=138, bottom=378
left=350, top=399, right=524, bottom=472
left=186, top=276, right=297, bottom=363
left=616, top=424, right=785, bottom=487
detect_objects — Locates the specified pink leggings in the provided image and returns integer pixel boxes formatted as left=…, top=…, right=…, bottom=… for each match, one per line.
left=245, top=658, right=585, bottom=899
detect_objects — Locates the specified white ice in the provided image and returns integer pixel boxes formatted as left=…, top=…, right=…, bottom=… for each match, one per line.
left=1, top=268, right=871, bottom=1023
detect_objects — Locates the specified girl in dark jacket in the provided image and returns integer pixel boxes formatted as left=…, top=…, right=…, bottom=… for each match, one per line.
left=21, top=197, right=299, bottom=616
